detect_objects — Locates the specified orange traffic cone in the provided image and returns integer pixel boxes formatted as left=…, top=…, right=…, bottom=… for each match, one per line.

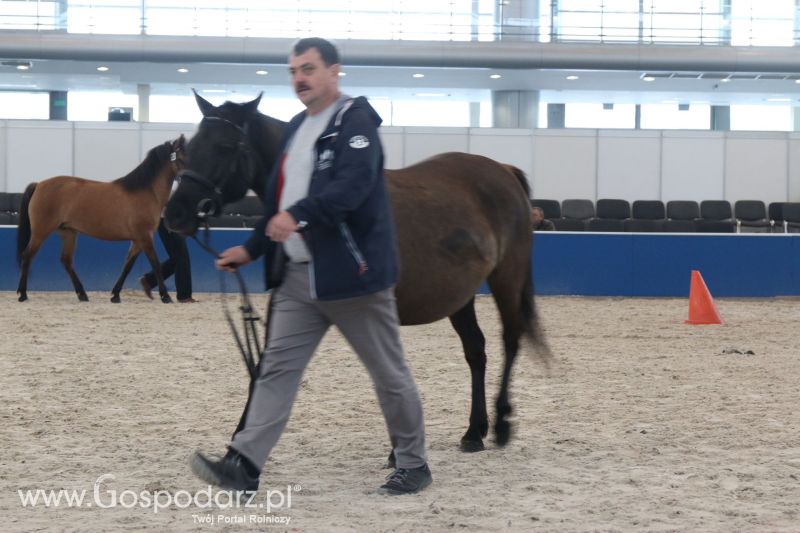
left=685, top=270, right=723, bottom=325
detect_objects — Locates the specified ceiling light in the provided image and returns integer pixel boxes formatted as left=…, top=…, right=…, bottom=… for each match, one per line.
left=177, top=67, right=189, bottom=73
left=795, top=79, right=800, bottom=84
left=720, top=78, right=730, bottom=83
left=566, top=75, right=579, bottom=80
left=96, top=66, right=109, bottom=72
left=412, top=73, right=425, bottom=78
left=255, top=70, right=268, bottom=75
left=490, top=74, right=502, bottom=79
left=642, top=76, right=656, bottom=82
left=16, top=64, right=30, bottom=71
left=338, top=72, right=346, bottom=77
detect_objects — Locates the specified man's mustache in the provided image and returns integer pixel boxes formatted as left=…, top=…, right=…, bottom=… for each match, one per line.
left=296, top=84, right=310, bottom=92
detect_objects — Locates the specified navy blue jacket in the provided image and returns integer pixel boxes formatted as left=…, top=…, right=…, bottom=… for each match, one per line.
left=244, top=96, right=399, bottom=300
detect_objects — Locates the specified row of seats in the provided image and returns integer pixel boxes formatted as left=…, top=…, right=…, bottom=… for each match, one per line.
left=530, top=198, right=800, bottom=233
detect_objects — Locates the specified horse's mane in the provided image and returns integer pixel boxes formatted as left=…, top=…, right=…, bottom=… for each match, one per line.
left=114, top=141, right=173, bottom=191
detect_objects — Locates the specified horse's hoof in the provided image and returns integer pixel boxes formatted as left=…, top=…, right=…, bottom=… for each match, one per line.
left=494, top=420, right=512, bottom=447
left=459, top=438, right=485, bottom=453
left=78, top=293, right=89, bottom=302
left=161, top=295, right=173, bottom=304
left=110, top=295, right=121, bottom=303
left=18, top=294, right=27, bottom=302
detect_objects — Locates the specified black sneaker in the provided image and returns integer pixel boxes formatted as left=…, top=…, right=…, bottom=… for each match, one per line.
left=190, top=448, right=260, bottom=491
left=379, top=464, right=432, bottom=495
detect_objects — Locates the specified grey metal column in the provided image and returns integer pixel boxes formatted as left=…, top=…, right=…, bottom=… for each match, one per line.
left=711, top=105, right=730, bottom=130
left=49, top=91, right=67, bottom=120
left=547, top=103, right=565, bottom=128
left=498, top=0, right=540, bottom=40
left=492, top=90, right=539, bottom=128
left=137, top=83, right=150, bottom=122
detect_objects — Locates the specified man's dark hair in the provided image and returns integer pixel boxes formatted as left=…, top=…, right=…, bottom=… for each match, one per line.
left=292, top=37, right=340, bottom=66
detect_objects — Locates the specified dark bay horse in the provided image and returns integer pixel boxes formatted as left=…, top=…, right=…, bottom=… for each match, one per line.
left=17, top=136, right=186, bottom=303
left=165, top=92, right=549, bottom=453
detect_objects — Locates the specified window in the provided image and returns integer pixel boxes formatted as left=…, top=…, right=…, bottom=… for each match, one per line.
left=68, top=91, right=138, bottom=122
left=564, top=103, right=636, bottom=128
left=0, top=92, right=50, bottom=120
left=640, top=103, right=710, bottom=129
left=730, top=105, right=792, bottom=131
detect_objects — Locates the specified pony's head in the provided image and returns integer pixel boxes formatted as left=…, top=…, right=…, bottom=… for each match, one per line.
left=164, top=90, right=262, bottom=235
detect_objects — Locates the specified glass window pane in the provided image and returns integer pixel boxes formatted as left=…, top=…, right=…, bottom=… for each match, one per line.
left=564, top=103, right=636, bottom=128
left=67, top=91, right=138, bottom=122
left=730, top=105, right=792, bottom=131
left=0, top=92, right=50, bottom=120
left=640, top=103, right=710, bottom=129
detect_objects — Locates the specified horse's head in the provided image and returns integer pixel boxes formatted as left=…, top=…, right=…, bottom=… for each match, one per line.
left=169, top=134, right=188, bottom=173
left=164, top=91, right=263, bottom=235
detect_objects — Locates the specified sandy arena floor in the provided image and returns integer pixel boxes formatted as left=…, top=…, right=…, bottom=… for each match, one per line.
left=1, top=291, right=799, bottom=532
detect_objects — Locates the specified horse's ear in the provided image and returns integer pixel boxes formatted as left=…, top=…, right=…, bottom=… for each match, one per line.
left=175, top=134, right=186, bottom=149
left=193, top=89, right=216, bottom=117
left=242, top=92, right=263, bottom=116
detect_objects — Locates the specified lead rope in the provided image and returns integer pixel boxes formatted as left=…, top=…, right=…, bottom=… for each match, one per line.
left=190, top=223, right=265, bottom=380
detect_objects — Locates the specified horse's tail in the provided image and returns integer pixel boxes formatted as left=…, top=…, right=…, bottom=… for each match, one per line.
left=503, top=164, right=552, bottom=366
left=16, top=182, right=37, bottom=266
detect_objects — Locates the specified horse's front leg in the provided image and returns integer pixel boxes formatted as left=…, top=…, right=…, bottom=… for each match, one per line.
left=57, top=229, right=89, bottom=302
left=111, top=243, right=142, bottom=303
left=140, top=239, right=172, bottom=303
left=449, top=298, right=489, bottom=453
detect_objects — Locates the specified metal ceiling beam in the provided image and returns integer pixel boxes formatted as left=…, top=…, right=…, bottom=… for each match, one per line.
left=3, top=32, right=800, bottom=73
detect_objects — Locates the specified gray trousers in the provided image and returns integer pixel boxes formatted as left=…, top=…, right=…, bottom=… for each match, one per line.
left=231, top=262, right=427, bottom=470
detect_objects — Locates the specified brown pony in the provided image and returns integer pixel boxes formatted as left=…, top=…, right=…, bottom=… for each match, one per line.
left=165, top=93, right=549, bottom=454
left=16, top=135, right=186, bottom=303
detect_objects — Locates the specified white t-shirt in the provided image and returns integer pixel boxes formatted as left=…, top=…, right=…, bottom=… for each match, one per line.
left=280, top=99, right=341, bottom=262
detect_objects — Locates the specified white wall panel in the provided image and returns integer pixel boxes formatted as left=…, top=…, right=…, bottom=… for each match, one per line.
left=788, top=135, right=800, bottom=201
left=74, top=123, right=140, bottom=181
left=532, top=129, right=596, bottom=200
left=6, top=121, right=73, bottom=192
left=725, top=134, right=787, bottom=203
left=661, top=131, right=725, bottom=202
left=468, top=129, right=534, bottom=183
left=597, top=130, right=661, bottom=201
left=403, top=127, right=469, bottom=166
left=379, top=127, right=405, bottom=169
left=140, top=123, right=197, bottom=159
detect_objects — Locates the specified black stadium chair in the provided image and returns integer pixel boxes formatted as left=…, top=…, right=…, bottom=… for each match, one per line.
left=595, top=198, right=631, bottom=220
left=662, top=219, right=697, bottom=232
left=784, top=202, right=800, bottom=233
left=666, top=200, right=700, bottom=221
left=697, top=200, right=734, bottom=233
left=628, top=200, right=666, bottom=232
left=624, top=218, right=663, bottom=232
left=561, top=199, right=595, bottom=221
left=768, top=201, right=787, bottom=233
left=529, top=199, right=561, bottom=220
left=552, top=217, right=586, bottom=231
left=734, top=200, right=769, bottom=233
left=0, top=192, right=22, bottom=225
left=586, top=218, right=625, bottom=232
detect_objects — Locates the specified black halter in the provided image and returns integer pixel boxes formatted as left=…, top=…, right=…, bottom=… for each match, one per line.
left=176, top=116, right=255, bottom=220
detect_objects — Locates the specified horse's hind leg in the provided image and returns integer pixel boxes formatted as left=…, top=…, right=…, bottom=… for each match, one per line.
left=57, top=229, right=88, bottom=302
left=17, top=234, right=48, bottom=302
left=110, top=243, right=141, bottom=303
left=449, top=297, right=489, bottom=453
left=486, top=261, right=528, bottom=447
left=140, top=239, right=172, bottom=303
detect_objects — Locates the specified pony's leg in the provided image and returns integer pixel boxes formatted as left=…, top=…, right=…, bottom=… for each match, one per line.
left=110, top=243, right=141, bottom=303
left=486, top=264, right=528, bottom=447
left=449, top=297, right=489, bottom=453
left=57, top=229, right=89, bottom=302
left=17, top=234, right=48, bottom=302
left=140, top=240, right=172, bottom=303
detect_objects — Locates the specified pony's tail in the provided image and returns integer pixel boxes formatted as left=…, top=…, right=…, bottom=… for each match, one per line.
left=504, top=164, right=552, bottom=367
left=16, top=182, right=37, bottom=266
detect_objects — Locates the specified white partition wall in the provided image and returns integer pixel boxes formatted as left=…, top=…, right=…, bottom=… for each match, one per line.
left=660, top=131, right=725, bottom=202
left=5, top=121, right=74, bottom=192
left=597, top=130, right=661, bottom=201
left=531, top=129, right=597, bottom=200
left=725, top=133, right=788, bottom=203
left=3, top=120, right=800, bottom=203
left=403, top=127, right=469, bottom=166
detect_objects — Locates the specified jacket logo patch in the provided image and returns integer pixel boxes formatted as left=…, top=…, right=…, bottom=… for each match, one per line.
left=317, top=148, right=334, bottom=170
left=348, top=135, right=370, bottom=149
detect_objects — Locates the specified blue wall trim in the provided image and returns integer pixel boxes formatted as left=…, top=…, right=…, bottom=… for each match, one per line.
left=3, top=227, right=799, bottom=297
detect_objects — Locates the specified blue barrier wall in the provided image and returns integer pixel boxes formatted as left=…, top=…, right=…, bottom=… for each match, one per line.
left=2, top=227, right=799, bottom=297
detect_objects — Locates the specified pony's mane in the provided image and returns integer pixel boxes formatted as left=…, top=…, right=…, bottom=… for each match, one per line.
left=114, top=141, right=173, bottom=191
